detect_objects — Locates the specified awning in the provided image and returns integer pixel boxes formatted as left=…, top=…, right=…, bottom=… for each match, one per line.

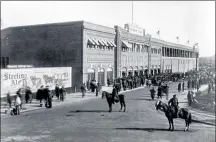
left=101, top=39, right=109, bottom=46
left=98, top=39, right=105, bottom=46
left=110, top=41, right=116, bottom=47
left=122, top=41, right=130, bottom=48
left=88, top=39, right=96, bottom=45
left=106, top=41, right=113, bottom=47
left=91, top=39, right=100, bottom=45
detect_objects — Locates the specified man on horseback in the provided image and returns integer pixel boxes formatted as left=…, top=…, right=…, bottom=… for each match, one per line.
left=168, top=94, right=179, bottom=118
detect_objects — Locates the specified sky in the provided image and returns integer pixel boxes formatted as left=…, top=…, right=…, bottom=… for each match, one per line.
left=1, top=1, right=215, bottom=57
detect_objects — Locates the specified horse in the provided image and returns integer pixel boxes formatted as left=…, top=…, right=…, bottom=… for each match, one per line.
left=155, top=100, right=192, bottom=131
left=102, top=91, right=126, bottom=113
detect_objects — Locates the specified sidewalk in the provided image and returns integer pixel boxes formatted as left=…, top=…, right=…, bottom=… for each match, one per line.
left=161, top=84, right=215, bottom=125
left=1, top=85, right=146, bottom=116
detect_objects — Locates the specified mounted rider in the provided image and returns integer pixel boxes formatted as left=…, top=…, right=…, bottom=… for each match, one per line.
left=168, top=94, right=179, bottom=118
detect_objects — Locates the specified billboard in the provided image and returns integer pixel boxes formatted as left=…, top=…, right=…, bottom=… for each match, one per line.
left=1, top=67, right=72, bottom=97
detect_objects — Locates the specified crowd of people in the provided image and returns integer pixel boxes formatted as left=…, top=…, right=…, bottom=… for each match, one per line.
left=6, top=84, right=67, bottom=115
left=5, top=68, right=215, bottom=116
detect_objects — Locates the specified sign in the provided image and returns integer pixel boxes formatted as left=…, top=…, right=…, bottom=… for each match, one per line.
left=1, top=68, right=34, bottom=97
left=7, top=65, right=33, bottom=68
left=124, top=23, right=144, bottom=36
left=1, top=67, right=72, bottom=97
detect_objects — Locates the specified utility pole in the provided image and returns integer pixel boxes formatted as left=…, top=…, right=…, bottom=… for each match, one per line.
left=132, top=1, right=133, bottom=24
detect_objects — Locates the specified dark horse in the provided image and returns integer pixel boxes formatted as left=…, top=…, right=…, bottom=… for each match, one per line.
left=155, top=100, right=192, bottom=131
left=102, top=90, right=126, bottom=113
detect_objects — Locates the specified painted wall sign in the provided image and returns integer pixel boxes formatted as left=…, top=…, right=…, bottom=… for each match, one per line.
left=1, top=67, right=72, bottom=97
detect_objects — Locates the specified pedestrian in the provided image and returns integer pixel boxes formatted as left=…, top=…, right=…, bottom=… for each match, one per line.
left=187, top=90, right=193, bottom=106
left=157, top=85, right=162, bottom=99
left=15, top=94, right=21, bottom=115
left=97, top=82, right=102, bottom=96
left=178, top=82, right=181, bottom=92
left=86, top=79, right=90, bottom=91
left=36, top=85, right=44, bottom=107
left=25, top=86, right=33, bottom=103
left=44, top=86, right=52, bottom=108
left=182, top=81, right=185, bottom=92
left=7, top=92, right=12, bottom=108
left=107, top=77, right=111, bottom=87
left=55, top=84, right=60, bottom=100
left=165, top=83, right=169, bottom=100
left=59, top=85, right=66, bottom=101
left=81, top=83, right=86, bottom=98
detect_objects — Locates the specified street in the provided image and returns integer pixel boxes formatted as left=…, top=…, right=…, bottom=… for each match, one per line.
left=1, top=84, right=215, bottom=142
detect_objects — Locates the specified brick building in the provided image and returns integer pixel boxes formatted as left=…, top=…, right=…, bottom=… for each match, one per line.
left=1, top=21, right=199, bottom=91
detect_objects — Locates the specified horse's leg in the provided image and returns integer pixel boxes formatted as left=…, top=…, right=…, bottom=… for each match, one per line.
left=184, top=120, right=187, bottom=132
left=119, top=100, right=123, bottom=112
left=108, top=101, right=112, bottom=113
left=123, top=98, right=126, bottom=112
left=171, top=118, right=174, bottom=131
left=168, top=118, right=171, bottom=130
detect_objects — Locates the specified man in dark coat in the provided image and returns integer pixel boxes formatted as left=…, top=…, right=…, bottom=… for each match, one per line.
left=25, top=87, right=33, bottom=103
left=168, top=94, right=179, bottom=118
left=44, top=86, right=52, bottom=108
left=107, top=77, right=111, bottom=87
left=178, top=82, right=181, bottom=92
left=59, top=85, right=66, bottom=101
left=55, top=84, right=60, bottom=99
left=182, top=81, right=185, bottom=92
left=36, top=85, right=44, bottom=107
left=157, top=85, right=162, bottom=99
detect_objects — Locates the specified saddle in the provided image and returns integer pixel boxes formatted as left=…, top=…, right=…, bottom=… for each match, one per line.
left=169, top=106, right=180, bottom=118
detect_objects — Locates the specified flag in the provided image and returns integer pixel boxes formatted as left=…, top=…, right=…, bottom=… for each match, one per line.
left=176, top=37, right=179, bottom=40
left=157, top=30, right=160, bottom=35
left=187, top=40, right=189, bottom=43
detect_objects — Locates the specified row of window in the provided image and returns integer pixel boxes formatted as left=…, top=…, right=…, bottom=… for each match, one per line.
left=162, top=47, right=197, bottom=58
left=1, top=57, right=10, bottom=68
left=87, top=44, right=114, bottom=50
left=122, top=44, right=149, bottom=53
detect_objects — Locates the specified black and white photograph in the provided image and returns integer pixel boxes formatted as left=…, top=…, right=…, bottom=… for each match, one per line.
left=1, top=1, right=215, bottom=142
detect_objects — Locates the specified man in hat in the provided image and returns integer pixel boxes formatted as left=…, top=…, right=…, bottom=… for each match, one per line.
left=168, top=94, right=179, bottom=118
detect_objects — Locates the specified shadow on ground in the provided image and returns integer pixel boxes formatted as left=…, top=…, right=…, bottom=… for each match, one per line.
left=191, top=119, right=215, bottom=126
left=68, top=110, right=121, bottom=113
left=115, top=127, right=197, bottom=132
left=132, top=98, right=154, bottom=101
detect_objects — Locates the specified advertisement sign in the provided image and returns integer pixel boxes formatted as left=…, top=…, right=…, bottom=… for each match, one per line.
left=1, top=67, right=72, bottom=97
left=1, top=68, right=34, bottom=97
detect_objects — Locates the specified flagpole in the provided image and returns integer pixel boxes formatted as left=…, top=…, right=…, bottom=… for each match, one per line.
left=132, top=1, right=133, bottom=24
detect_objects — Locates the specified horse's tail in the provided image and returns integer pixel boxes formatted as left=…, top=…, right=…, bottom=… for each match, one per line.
left=188, top=113, right=192, bottom=124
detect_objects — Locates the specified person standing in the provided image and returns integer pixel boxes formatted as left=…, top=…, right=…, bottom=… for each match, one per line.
left=157, top=85, right=162, bottom=99
left=6, top=92, right=12, bottom=108
left=178, top=82, right=181, bottom=92
left=59, top=85, right=66, bottom=102
left=36, top=85, right=44, bottom=107
left=55, top=84, right=60, bottom=100
left=81, top=83, right=86, bottom=98
left=182, top=81, right=185, bottom=92
left=165, top=83, right=169, bottom=100
left=107, top=77, right=111, bottom=87
left=44, top=86, right=52, bottom=108
left=15, top=94, right=21, bottom=115
left=25, top=87, right=33, bottom=103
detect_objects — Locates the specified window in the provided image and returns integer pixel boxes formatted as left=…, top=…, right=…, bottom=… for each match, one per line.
left=158, top=49, right=161, bottom=54
left=1, top=57, right=9, bottom=68
left=151, top=48, right=154, bottom=53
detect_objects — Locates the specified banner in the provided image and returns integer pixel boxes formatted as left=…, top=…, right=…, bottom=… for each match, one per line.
left=1, top=67, right=72, bottom=97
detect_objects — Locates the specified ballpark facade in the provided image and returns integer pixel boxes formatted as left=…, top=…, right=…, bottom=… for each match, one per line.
left=1, top=21, right=199, bottom=91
